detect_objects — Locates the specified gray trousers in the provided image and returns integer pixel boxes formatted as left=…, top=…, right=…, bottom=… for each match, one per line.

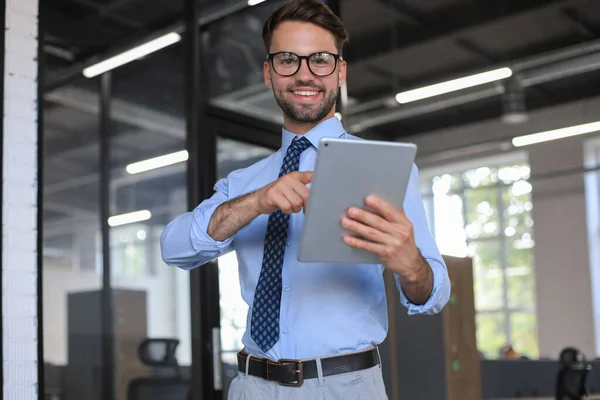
left=227, top=364, right=389, bottom=400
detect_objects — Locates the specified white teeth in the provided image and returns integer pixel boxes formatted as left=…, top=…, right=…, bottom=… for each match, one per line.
left=294, top=90, right=318, bottom=96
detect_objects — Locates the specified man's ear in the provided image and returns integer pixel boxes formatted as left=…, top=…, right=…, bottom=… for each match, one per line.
left=338, top=59, right=347, bottom=87
left=264, top=61, right=272, bottom=87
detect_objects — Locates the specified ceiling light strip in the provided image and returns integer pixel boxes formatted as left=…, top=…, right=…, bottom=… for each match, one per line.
left=395, top=67, right=513, bottom=104
left=83, top=32, right=182, bottom=78
left=108, top=210, right=152, bottom=227
left=126, top=150, right=189, bottom=175
left=512, top=121, right=600, bottom=147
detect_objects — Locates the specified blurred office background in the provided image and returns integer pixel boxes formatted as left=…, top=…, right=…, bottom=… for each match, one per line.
left=35, top=0, right=600, bottom=399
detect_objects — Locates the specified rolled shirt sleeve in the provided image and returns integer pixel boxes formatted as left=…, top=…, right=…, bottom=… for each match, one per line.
left=395, top=164, right=452, bottom=315
left=160, top=178, right=235, bottom=270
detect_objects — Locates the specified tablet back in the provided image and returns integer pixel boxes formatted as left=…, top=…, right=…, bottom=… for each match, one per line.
left=298, top=137, right=417, bottom=264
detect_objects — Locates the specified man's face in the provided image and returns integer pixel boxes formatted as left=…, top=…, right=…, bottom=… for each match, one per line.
left=264, top=21, right=347, bottom=126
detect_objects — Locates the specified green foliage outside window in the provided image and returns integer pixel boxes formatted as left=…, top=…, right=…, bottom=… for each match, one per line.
left=429, top=163, right=538, bottom=359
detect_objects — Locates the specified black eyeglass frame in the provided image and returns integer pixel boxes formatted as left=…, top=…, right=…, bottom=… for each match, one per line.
left=266, top=51, right=343, bottom=77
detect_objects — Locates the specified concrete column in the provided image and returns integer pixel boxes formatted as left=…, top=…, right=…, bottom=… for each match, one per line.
left=2, top=0, right=39, bottom=397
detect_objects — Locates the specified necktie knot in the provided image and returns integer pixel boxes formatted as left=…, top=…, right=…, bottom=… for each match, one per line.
left=290, top=136, right=311, bottom=153
left=278, top=136, right=312, bottom=178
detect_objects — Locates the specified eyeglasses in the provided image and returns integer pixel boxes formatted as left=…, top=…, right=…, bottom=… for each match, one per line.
left=267, top=51, right=342, bottom=77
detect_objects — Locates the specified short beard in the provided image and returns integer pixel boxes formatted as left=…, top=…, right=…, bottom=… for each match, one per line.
left=272, top=79, right=338, bottom=124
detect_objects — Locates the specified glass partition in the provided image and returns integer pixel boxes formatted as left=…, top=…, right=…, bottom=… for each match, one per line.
left=205, top=0, right=289, bottom=124
left=42, top=77, right=104, bottom=399
left=108, top=42, right=192, bottom=400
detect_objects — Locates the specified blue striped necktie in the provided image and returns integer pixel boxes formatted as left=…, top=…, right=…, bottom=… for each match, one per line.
left=250, top=136, right=312, bottom=352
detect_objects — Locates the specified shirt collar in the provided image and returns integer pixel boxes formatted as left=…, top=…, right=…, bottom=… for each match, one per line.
left=281, top=116, right=346, bottom=152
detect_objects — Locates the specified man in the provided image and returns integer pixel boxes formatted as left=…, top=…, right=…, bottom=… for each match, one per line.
left=160, top=0, right=451, bottom=398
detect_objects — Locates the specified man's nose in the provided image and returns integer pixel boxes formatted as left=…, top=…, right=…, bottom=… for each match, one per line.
left=296, top=59, right=315, bottom=80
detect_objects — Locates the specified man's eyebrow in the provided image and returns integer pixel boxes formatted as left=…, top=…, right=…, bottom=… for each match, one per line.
left=273, top=50, right=336, bottom=55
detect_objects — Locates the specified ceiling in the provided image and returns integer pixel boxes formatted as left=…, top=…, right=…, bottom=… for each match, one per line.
left=40, top=0, right=600, bottom=261
left=43, top=0, right=600, bottom=139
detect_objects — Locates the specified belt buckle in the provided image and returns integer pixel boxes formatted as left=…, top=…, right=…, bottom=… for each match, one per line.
left=276, top=359, right=304, bottom=387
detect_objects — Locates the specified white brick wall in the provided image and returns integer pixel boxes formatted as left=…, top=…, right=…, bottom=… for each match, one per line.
left=3, top=0, right=39, bottom=397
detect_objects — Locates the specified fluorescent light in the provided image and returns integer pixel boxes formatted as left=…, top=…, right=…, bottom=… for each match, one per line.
left=126, top=150, right=188, bottom=174
left=108, top=210, right=152, bottom=227
left=395, top=67, right=513, bottom=104
left=248, top=0, right=266, bottom=5
left=83, top=32, right=182, bottom=78
left=512, top=121, right=600, bottom=147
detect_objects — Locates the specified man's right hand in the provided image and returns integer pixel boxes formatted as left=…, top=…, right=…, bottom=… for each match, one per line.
left=253, top=171, right=313, bottom=215
left=207, top=171, right=312, bottom=242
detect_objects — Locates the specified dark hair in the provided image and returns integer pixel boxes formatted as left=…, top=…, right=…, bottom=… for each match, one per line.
left=262, top=0, right=349, bottom=55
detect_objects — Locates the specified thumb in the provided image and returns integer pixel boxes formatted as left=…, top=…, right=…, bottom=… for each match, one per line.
left=297, top=171, right=313, bottom=184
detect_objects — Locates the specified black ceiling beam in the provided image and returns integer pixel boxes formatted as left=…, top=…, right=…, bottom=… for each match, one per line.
left=44, top=9, right=125, bottom=50
left=562, top=7, right=598, bottom=38
left=64, top=0, right=142, bottom=30
left=344, top=0, right=565, bottom=64
left=98, top=0, right=141, bottom=16
left=378, top=0, right=425, bottom=27
left=455, top=38, right=498, bottom=64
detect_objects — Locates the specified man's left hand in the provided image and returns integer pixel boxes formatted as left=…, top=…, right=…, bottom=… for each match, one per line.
left=341, top=195, right=428, bottom=281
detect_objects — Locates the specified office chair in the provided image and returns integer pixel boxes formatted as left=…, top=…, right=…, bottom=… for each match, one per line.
left=127, top=338, right=191, bottom=400
left=555, top=347, right=592, bottom=400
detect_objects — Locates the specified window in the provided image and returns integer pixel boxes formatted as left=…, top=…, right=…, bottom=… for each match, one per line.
left=584, top=137, right=600, bottom=355
left=421, top=154, right=538, bottom=359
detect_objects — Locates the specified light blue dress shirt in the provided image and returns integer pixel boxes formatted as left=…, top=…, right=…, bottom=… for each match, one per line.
left=160, top=116, right=451, bottom=361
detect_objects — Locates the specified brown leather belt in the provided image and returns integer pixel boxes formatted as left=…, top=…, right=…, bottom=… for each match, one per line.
left=236, top=348, right=380, bottom=387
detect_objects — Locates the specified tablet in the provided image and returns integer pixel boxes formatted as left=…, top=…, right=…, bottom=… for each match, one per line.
left=297, top=137, right=417, bottom=264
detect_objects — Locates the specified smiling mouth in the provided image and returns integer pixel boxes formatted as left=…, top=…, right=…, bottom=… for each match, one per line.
left=291, top=90, right=321, bottom=97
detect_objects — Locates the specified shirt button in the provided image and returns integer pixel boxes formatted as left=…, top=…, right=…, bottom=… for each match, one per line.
left=283, top=285, right=290, bottom=291
left=286, top=242, right=291, bottom=246
left=282, top=328, right=288, bottom=334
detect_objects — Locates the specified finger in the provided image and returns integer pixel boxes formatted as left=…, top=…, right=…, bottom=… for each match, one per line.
left=290, top=180, right=310, bottom=203
left=270, top=188, right=294, bottom=214
left=273, top=194, right=294, bottom=214
left=341, top=217, right=388, bottom=244
left=281, top=190, right=305, bottom=213
left=283, top=178, right=310, bottom=209
left=364, top=195, right=405, bottom=224
left=295, top=171, right=313, bottom=185
left=342, top=234, right=387, bottom=256
left=346, top=206, right=393, bottom=234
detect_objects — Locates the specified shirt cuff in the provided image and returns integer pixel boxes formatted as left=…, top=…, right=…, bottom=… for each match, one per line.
left=396, top=258, right=451, bottom=315
left=190, top=200, right=235, bottom=257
